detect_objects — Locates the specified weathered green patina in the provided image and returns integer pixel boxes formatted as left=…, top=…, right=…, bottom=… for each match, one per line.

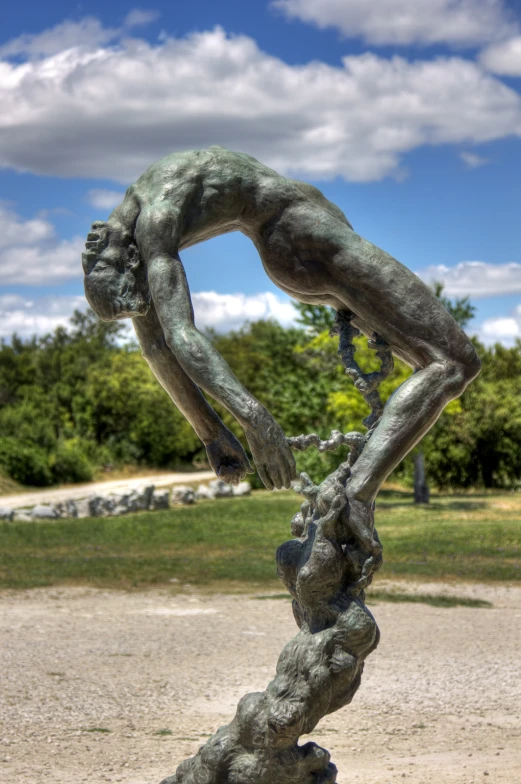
left=82, top=146, right=480, bottom=782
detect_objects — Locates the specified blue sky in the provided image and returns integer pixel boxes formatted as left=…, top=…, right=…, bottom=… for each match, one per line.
left=2, top=0, right=521, bottom=341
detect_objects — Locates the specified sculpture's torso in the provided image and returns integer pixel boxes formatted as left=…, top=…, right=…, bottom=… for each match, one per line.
left=131, top=146, right=352, bottom=251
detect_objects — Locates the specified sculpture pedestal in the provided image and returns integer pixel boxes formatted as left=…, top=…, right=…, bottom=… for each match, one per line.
left=160, top=461, right=380, bottom=784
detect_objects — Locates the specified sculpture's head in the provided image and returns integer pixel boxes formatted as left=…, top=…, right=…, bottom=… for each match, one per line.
left=82, top=221, right=150, bottom=321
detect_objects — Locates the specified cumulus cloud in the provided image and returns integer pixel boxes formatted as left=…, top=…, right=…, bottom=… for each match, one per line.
left=417, top=261, right=521, bottom=298
left=87, top=189, right=125, bottom=210
left=477, top=307, right=521, bottom=346
left=0, top=294, right=88, bottom=339
left=481, top=36, right=521, bottom=75
left=460, top=151, right=490, bottom=168
left=191, top=291, right=296, bottom=331
left=0, top=290, right=297, bottom=341
left=0, top=204, right=83, bottom=284
left=1, top=24, right=521, bottom=183
left=272, top=0, right=515, bottom=47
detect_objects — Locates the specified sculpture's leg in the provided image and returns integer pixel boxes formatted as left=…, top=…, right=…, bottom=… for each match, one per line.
left=323, top=236, right=482, bottom=504
left=346, top=355, right=476, bottom=504
left=258, top=210, right=482, bottom=504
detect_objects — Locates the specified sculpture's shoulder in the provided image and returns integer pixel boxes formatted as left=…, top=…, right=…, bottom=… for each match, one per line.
left=133, top=148, right=213, bottom=193
left=132, top=146, right=284, bottom=201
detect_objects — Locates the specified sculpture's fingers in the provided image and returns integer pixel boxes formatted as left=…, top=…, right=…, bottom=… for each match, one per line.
left=218, top=465, right=238, bottom=485
left=280, top=448, right=296, bottom=488
left=257, top=462, right=273, bottom=491
left=270, top=463, right=284, bottom=491
left=287, top=448, right=297, bottom=481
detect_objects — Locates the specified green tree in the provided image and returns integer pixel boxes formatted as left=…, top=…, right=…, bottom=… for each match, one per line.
left=293, top=302, right=337, bottom=335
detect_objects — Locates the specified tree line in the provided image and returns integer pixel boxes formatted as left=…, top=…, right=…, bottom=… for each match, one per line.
left=0, top=298, right=519, bottom=491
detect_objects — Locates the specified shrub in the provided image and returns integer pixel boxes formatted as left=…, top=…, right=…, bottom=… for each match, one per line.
left=0, top=437, right=52, bottom=486
left=50, top=439, right=94, bottom=484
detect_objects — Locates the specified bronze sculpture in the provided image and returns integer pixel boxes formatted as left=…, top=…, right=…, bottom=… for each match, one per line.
left=82, top=146, right=480, bottom=782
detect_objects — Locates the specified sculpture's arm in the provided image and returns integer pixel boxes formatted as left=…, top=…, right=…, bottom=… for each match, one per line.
left=145, top=253, right=296, bottom=490
left=132, top=305, right=253, bottom=484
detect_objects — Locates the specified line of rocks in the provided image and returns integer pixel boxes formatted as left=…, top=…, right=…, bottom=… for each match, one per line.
left=0, top=479, right=252, bottom=522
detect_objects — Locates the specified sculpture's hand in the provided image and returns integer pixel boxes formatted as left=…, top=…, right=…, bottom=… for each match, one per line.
left=205, top=428, right=254, bottom=486
left=245, top=411, right=297, bottom=490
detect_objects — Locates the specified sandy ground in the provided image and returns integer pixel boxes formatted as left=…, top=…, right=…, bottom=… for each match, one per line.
left=1, top=581, right=520, bottom=784
left=0, top=471, right=216, bottom=510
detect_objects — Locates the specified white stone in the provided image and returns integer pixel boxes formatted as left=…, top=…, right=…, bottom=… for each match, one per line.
left=232, top=481, right=252, bottom=497
left=30, top=505, right=59, bottom=520
left=195, top=484, right=216, bottom=500
left=150, top=490, right=170, bottom=510
left=172, top=485, right=196, bottom=505
left=133, top=484, right=155, bottom=510
left=54, top=499, right=78, bottom=518
left=209, top=479, right=234, bottom=498
left=13, top=511, right=31, bottom=522
left=87, top=495, right=113, bottom=517
left=75, top=498, right=91, bottom=519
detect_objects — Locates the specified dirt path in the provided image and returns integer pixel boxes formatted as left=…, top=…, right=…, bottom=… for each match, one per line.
left=1, top=581, right=520, bottom=784
left=0, top=471, right=216, bottom=510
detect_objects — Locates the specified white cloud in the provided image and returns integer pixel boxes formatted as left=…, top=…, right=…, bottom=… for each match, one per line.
left=481, top=36, right=521, bottom=75
left=0, top=294, right=88, bottom=339
left=417, top=261, right=521, bottom=298
left=460, top=151, right=490, bottom=168
left=87, top=189, right=125, bottom=210
left=1, top=24, right=521, bottom=183
left=0, top=291, right=297, bottom=340
left=272, top=0, right=515, bottom=47
left=0, top=9, right=158, bottom=59
left=0, top=204, right=83, bottom=284
left=477, top=307, right=521, bottom=345
left=192, top=291, right=296, bottom=331
left=123, top=9, right=160, bottom=28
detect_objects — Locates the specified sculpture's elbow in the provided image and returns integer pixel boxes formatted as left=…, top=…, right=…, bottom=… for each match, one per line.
left=165, top=325, right=203, bottom=367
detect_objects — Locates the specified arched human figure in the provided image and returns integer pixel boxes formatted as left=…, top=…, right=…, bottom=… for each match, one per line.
left=83, top=146, right=481, bottom=557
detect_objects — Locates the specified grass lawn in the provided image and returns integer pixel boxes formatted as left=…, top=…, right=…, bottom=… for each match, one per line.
left=0, top=489, right=519, bottom=590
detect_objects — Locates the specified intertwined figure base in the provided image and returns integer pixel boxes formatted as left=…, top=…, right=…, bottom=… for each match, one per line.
left=161, top=461, right=380, bottom=784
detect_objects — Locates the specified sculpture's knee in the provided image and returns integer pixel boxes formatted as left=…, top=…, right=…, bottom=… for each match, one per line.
left=462, top=344, right=482, bottom=386
left=443, top=344, right=481, bottom=398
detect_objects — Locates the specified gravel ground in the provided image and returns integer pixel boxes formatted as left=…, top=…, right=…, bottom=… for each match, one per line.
left=1, top=581, right=520, bottom=784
